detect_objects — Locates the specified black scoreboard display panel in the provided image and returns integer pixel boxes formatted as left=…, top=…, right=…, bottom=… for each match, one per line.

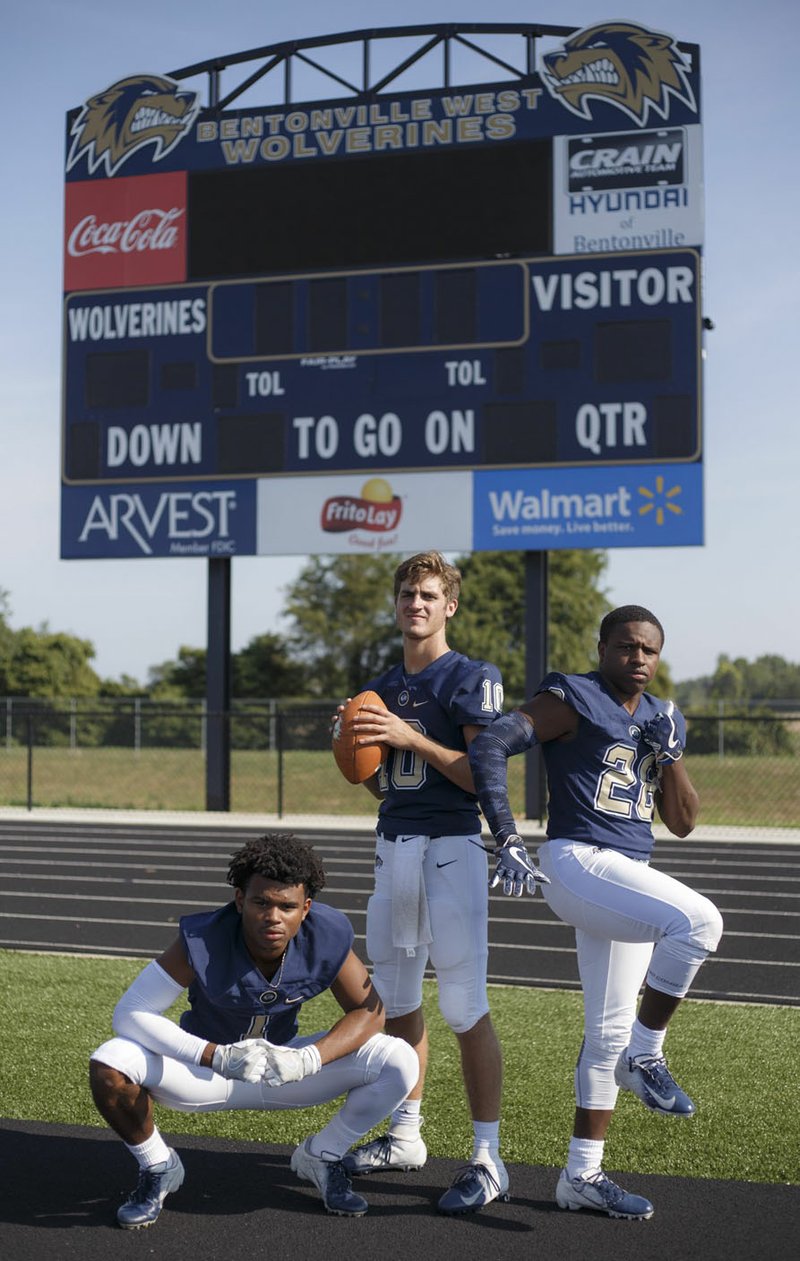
left=64, top=247, right=700, bottom=481
left=62, top=20, right=704, bottom=557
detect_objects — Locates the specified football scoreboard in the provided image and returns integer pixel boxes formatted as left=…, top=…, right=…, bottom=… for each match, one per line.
left=61, top=20, right=705, bottom=559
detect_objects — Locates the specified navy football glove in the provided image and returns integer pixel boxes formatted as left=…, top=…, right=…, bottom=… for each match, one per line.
left=642, top=700, right=684, bottom=764
left=490, top=835, right=550, bottom=898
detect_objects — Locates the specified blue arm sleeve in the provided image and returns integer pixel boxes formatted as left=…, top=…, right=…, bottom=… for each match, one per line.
left=468, top=711, right=538, bottom=844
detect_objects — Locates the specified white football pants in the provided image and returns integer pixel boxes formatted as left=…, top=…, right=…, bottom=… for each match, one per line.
left=367, top=832, right=491, bottom=1034
left=537, top=838, right=723, bottom=1110
left=91, top=1030, right=418, bottom=1139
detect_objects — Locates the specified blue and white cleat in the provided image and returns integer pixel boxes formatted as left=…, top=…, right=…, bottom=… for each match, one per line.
left=614, top=1050, right=696, bottom=1116
left=342, top=1132, right=427, bottom=1175
left=556, top=1169, right=654, bottom=1220
left=291, top=1138, right=369, bottom=1216
left=117, top=1149, right=185, bottom=1229
left=437, top=1161, right=510, bottom=1215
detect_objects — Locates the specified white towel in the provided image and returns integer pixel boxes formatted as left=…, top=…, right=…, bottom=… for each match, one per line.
left=391, top=835, right=433, bottom=957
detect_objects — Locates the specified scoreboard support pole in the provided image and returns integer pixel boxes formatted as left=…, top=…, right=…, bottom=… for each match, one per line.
left=524, top=551, right=548, bottom=824
left=206, top=558, right=231, bottom=811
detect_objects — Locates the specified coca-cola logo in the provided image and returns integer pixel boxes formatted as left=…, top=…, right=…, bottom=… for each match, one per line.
left=64, top=172, right=187, bottom=290
left=68, top=207, right=184, bottom=257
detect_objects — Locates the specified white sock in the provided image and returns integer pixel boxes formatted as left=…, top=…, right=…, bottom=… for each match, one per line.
left=125, top=1129, right=171, bottom=1169
left=627, top=1017, right=667, bottom=1061
left=308, top=1115, right=364, bottom=1162
left=471, top=1120, right=501, bottom=1170
left=567, top=1136, right=604, bottom=1181
left=388, top=1098, right=422, bottom=1142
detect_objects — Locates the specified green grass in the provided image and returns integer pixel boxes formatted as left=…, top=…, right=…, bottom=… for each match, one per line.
left=1, top=950, right=796, bottom=1184
left=1, top=745, right=797, bottom=826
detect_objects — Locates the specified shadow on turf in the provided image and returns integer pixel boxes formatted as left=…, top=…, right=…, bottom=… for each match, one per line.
left=0, top=1125, right=553, bottom=1232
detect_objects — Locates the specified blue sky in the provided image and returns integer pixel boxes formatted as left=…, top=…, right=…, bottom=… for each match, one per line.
left=2, top=0, right=798, bottom=685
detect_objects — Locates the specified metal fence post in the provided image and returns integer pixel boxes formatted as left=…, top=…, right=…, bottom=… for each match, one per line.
left=277, top=710, right=284, bottom=818
left=26, top=712, right=34, bottom=811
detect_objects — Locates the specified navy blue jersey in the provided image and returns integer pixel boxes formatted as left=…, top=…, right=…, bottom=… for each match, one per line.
left=538, top=671, right=686, bottom=859
left=366, top=650, right=503, bottom=837
left=178, top=900, right=353, bottom=1045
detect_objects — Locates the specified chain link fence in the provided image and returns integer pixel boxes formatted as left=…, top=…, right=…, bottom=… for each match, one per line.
left=1, top=697, right=797, bottom=828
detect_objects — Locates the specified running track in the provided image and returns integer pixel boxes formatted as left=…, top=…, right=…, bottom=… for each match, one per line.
left=1, top=812, right=798, bottom=1004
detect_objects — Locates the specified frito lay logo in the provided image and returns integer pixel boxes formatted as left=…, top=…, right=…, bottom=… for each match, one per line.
left=321, top=479, right=402, bottom=533
left=542, top=21, right=696, bottom=127
left=67, top=74, right=200, bottom=177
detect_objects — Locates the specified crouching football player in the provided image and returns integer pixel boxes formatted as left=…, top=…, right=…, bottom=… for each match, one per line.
left=89, top=833, right=418, bottom=1228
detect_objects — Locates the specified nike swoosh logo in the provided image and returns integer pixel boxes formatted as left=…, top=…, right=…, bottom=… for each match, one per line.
left=285, top=995, right=304, bottom=1004
left=436, top=859, right=457, bottom=868
left=648, top=1087, right=676, bottom=1109
left=456, top=1186, right=488, bottom=1206
left=412, top=700, right=428, bottom=708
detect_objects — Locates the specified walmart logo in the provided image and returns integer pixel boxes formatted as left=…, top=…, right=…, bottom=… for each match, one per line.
left=638, top=474, right=682, bottom=525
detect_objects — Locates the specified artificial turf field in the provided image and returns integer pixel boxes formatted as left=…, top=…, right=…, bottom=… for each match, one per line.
left=1, top=952, right=798, bottom=1259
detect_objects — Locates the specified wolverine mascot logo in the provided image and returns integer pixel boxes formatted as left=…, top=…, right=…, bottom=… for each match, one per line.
left=67, top=75, right=200, bottom=176
left=542, top=21, right=696, bottom=126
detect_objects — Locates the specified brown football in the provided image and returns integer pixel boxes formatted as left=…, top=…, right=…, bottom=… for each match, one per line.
left=332, top=690, right=388, bottom=784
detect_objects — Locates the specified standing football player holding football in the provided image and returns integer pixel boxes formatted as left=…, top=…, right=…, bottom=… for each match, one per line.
left=467, top=605, right=723, bottom=1221
left=340, top=551, right=509, bottom=1215
left=89, top=834, right=418, bottom=1228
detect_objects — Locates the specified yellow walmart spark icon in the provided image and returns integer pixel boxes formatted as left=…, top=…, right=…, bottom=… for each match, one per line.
left=638, top=475, right=683, bottom=525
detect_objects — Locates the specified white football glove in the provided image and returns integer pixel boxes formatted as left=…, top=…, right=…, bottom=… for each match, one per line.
left=642, top=700, right=685, bottom=764
left=491, top=835, right=550, bottom=898
left=262, top=1042, right=323, bottom=1088
left=211, top=1039, right=271, bottom=1083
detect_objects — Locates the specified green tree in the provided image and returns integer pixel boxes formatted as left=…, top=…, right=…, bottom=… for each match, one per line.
left=4, top=626, right=101, bottom=698
left=451, top=550, right=612, bottom=700
left=676, top=654, right=800, bottom=709
left=284, top=555, right=399, bottom=697
left=233, top=632, right=306, bottom=698
left=284, top=549, right=629, bottom=703
left=0, top=589, right=15, bottom=693
left=148, top=646, right=207, bottom=698
left=709, top=656, right=746, bottom=703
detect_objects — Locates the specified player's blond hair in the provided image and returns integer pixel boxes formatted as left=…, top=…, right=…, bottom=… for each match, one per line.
left=393, top=551, right=462, bottom=602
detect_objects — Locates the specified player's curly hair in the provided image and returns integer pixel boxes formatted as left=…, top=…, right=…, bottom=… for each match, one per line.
left=394, top=550, right=461, bottom=602
left=226, top=833, right=327, bottom=898
left=599, top=604, right=665, bottom=646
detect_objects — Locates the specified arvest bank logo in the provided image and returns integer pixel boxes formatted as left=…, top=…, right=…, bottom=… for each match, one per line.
left=61, top=482, right=256, bottom=559
left=66, top=74, right=199, bottom=177
left=321, top=478, right=403, bottom=534
left=64, top=171, right=187, bottom=291
left=542, top=21, right=696, bottom=127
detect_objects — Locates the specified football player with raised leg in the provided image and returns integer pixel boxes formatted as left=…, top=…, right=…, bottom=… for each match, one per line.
left=89, top=834, right=418, bottom=1228
left=467, top=605, right=723, bottom=1220
left=339, top=551, right=510, bottom=1214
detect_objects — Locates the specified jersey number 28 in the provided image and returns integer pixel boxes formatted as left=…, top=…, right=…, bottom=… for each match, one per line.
left=594, top=743, right=657, bottom=822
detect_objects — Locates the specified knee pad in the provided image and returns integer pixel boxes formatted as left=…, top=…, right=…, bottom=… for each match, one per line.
left=90, top=1037, right=151, bottom=1085
left=429, top=898, right=489, bottom=1034
left=697, top=899, right=724, bottom=952
left=575, top=1038, right=621, bottom=1110
left=437, top=978, right=489, bottom=1035
left=384, top=1036, right=421, bottom=1095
